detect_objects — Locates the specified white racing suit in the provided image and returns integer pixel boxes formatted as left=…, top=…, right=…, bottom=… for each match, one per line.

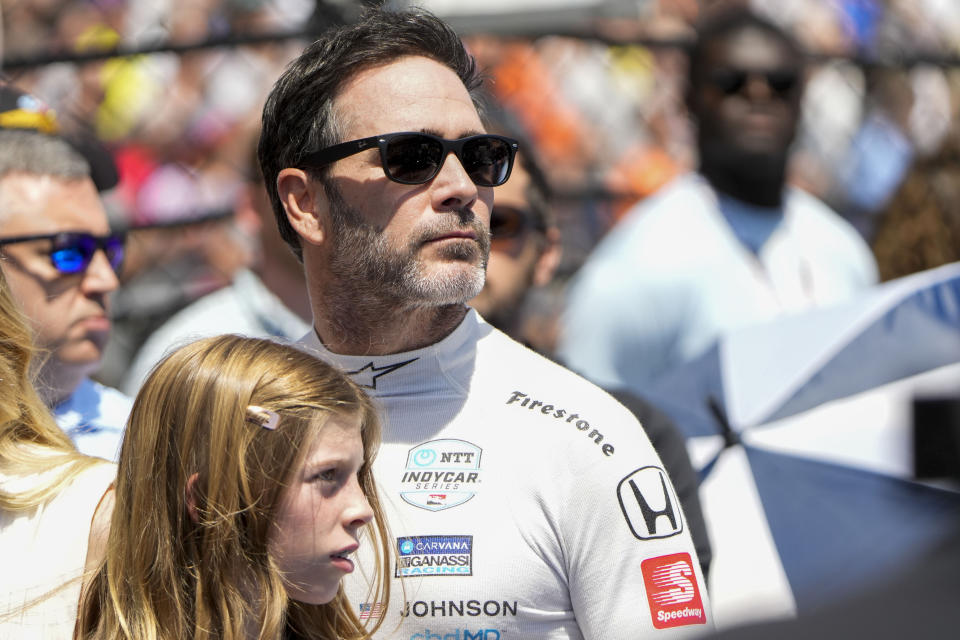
left=298, top=310, right=713, bottom=639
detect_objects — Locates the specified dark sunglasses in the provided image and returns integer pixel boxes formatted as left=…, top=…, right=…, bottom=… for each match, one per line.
left=707, top=68, right=800, bottom=97
left=300, top=132, right=519, bottom=187
left=490, top=205, right=546, bottom=241
left=0, top=231, right=125, bottom=275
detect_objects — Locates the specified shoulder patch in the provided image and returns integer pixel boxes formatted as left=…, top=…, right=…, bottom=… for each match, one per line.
left=617, top=466, right=683, bottom=539
left=642, top=552, right=707, bottom=629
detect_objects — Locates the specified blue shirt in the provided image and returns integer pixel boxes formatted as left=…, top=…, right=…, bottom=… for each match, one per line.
left=54, top=377, right=133, bottom=461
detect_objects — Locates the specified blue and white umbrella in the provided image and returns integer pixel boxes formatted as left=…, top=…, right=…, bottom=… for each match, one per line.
left=642, top=262, right=960, bottom=630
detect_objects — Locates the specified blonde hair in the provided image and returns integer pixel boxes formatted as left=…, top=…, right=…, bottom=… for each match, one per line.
left=77, top=335, right=391, bottom=639
left=0, top=267, right=101, bottom=510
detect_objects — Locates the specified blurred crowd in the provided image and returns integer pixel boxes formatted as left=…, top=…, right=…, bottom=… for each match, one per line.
left=3, top=0, right=960, bottom=381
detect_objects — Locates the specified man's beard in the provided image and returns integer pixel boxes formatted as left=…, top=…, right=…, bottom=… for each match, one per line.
left=324, top=179, right=490, bottom=311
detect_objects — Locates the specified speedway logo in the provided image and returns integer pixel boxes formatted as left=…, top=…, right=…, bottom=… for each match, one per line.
left=400, top=439, right=483, bottom=511
left=641, top=553, right=706, bottom=629
left=396, top=535, right=473, bottom=578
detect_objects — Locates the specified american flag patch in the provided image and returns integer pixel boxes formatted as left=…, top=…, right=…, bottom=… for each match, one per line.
left=358, top=602, right=385, bottom=620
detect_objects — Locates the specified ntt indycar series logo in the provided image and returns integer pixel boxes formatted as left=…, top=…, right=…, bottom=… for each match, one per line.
left=396, top=535, right=473, bottom=578
left=400, top=439, right=482, bottom=511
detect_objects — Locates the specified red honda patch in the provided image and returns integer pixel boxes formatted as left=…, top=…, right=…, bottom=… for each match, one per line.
left=641, top=552, right=707, bottom=629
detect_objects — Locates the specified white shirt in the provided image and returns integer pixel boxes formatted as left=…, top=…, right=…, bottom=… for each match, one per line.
left=560, top=174, right=878, bottom=390
left=123, top=269, right=311, bottom=395
left=55, top=378, right=133, bottom=462
left=0, top=459, right=116, bottom=638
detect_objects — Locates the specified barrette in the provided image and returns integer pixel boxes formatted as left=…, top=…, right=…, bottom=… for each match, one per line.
left=245, top=405, right=280, bottom=430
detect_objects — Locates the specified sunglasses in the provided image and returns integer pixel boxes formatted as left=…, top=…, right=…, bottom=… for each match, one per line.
left=490, top=205, right=545, bottom=240
left=300, top=132, right=519, bottom=187
left=707, top=68, right=800, bottom=97
left=0, top=231, right=125, bottom=275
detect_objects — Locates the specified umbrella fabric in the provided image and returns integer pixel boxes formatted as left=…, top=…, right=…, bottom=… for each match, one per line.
left=641, top=262, right=960, bottom=629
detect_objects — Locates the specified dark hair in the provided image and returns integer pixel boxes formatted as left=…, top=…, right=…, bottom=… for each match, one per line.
left=686, top=7, right=804, bottom=89
left=258, top=8, right=485, bottom=260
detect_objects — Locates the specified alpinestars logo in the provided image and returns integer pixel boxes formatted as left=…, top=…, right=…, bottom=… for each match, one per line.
left=641, top=553, right=707, bottom=629
left=617, top=466, right=683, bottom=540
left=347, top=358, right=418, bottom=389
left=400, top=439, right=483, bottom=511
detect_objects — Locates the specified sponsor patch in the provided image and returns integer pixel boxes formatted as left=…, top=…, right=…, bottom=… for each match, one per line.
left=396, top=535, right=473, bottom=578
left=408, top=630, right=503, bottom=639
left=617, top=466, right=683, bottom=539
left=641, top=553, right=707, bottom=629
left=400, top=439, right=482, bottom=511
left=505, top=390, right=615, bottom=456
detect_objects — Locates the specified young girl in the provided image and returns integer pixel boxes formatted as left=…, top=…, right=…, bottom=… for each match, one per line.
left=0, top=270, right=116, bottom=638
left=77, top=335, right=391, bottom=639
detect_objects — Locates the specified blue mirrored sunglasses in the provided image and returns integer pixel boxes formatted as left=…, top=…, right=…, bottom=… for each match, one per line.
left=0, top=231, right=126, bottom=274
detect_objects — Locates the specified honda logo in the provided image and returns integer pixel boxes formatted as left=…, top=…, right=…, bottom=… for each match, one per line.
left=617, top=466, right=683, bottom=540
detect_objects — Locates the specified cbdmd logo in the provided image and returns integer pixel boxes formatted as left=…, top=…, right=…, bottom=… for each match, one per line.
left=396, top=535, right=473, bottom=577
left=641, top=553, right=707, bottom=629
left=400, top=439, right=482, bottom=511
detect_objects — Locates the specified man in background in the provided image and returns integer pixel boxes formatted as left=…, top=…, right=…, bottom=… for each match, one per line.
left=0, top=83, right=131, bottom=460
left=121, top=141, right=311, bottom=395
left=560, top=7, right=877, bottom=391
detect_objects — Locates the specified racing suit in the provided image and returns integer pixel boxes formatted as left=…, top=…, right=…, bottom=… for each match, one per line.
left=299, top=310, right=712, bottom=639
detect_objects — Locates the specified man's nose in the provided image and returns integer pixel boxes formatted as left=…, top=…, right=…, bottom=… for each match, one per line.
left=431, top=152, right=480, bottom=212
left=80, top=248, right=120, bottom=295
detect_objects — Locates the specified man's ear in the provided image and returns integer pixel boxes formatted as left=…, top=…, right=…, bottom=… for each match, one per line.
left=533, top=226, right=562, bottom=287
left=277, top=168, right=328, bottom=247
left=185, top=472, right=201, bottom=524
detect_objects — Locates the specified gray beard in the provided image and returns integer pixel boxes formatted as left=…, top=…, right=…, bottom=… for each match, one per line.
left=323, top=179, right=490, bottom=322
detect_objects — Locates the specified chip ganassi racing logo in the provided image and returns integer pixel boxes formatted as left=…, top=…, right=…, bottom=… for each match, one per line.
left=396, top=535, right=473, bottom=578
left=400, top=439, right=482, bottom=511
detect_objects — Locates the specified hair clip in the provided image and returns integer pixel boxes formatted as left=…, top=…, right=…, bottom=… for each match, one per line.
left=246, top=405, right=280, bottom=430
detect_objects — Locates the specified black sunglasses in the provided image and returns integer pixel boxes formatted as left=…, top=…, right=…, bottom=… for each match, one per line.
left=490, top=205, right=546, bottom=241
left=300, top=132, right=519, bottom=187
left=0, top=231, right=125, bottom=275
left=707, top=68, right=800, bottom=97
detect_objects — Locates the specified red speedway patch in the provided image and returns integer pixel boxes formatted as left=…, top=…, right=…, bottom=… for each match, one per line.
left=641, top=552, right=707, bottom=629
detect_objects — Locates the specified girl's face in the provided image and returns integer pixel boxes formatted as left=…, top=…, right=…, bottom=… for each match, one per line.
left=270, top=411, right=374, bottom=604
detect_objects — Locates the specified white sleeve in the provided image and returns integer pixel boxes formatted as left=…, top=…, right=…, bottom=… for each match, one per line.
left=557, top=403, right=714, bottom=638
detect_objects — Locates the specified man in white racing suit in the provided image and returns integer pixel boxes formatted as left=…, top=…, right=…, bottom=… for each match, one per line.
left=257, top=8, right=712, bottom=638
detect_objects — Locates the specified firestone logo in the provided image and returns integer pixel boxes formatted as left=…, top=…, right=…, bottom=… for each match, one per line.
left=400, top=439, right=483, bottom=511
